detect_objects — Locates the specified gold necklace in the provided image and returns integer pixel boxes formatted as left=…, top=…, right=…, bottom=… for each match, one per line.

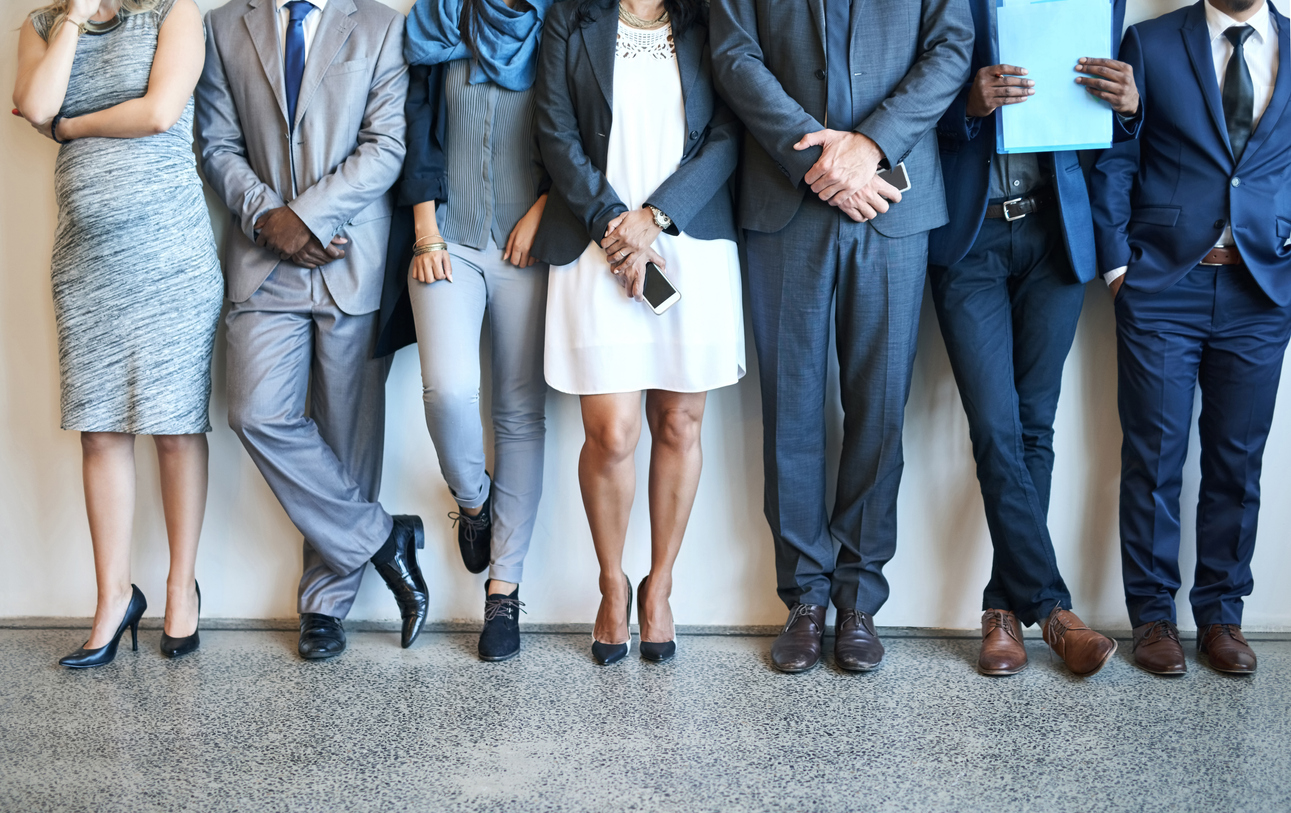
left=618, top=3, right=669, bottom=30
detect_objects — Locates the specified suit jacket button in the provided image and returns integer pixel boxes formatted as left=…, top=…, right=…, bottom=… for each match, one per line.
left=1214, top=219, right=1226, bottom=229
left=689, top=130, right=699, bottom=139
left=1231, top=176, right=1241, bottom=187
left=814, top=68, right=826, bottom=80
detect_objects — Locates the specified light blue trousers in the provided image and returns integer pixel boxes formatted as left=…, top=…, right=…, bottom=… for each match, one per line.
left=407, top=239, right=549, bottom=583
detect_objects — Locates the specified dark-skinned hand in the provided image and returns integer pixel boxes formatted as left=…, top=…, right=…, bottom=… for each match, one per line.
left=254, top=206, right=314, bottom=259
left=1075, top=57, right=1139, bottom=116
left=966, top=65, right=1035, bottom=118
left=290, top=235, right=347, bottom=269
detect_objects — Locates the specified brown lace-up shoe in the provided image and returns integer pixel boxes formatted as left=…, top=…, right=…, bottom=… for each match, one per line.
left=978, top=609, right=1027, bottom=676
left=1042, top=607, right=1117, bottom=676
left=770, top=604, right=826, bottom=673
left=834, top=609, right=884, bottom=672
left=1198, top=624, right=1257, bottom=674
left=1131, top=620, right=1186, bottom=675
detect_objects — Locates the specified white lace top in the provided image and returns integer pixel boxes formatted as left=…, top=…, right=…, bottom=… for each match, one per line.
left=615, top=21, right=676, bottom=60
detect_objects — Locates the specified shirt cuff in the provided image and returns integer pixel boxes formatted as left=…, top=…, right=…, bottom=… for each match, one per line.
left=1103, top=266, right=1127, bottom=286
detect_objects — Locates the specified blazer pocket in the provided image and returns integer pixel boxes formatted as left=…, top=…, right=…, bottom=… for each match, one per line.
left=1130, top=205, right=1181, bottom=227
left=326, top=58, right=372, bottom=79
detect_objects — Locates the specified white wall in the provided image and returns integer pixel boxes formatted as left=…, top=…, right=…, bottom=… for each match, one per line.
left=2, top=0, right=1288, bottom=631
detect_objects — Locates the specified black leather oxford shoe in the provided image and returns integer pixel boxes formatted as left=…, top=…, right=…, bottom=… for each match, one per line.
left=298, top=613, right=346, bottom=660
left=371, top=515, right=429, bottom=648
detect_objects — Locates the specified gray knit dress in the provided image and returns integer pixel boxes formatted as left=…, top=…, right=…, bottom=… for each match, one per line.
left=34, top=0, right=223, bottom=435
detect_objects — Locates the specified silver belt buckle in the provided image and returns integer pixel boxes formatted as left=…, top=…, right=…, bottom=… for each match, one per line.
left=1002, top=197, right=1027, bottom=221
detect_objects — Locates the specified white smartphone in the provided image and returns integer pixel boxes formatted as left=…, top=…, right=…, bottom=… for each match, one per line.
left=877, top=161, right=912, bottom=193
left=643, top=262, right=680, bottom=315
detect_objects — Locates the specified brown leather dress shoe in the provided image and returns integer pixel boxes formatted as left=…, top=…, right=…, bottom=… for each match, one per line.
left=1042, top=607, right=1117, bottom=676
left=978, top=609, right=1027, bottom=676
left=834, top=609, right=884, bottom=672
left=1131, top=620, right=1186, bottom=675
left=1198, top=624, right=1257, bottom=674
left=770, top=604, right=826, bottom=673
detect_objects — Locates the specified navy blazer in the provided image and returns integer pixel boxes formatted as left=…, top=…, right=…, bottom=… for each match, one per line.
left=929, top=0, right=1127, bottom=281
left=1091, top=1, right=1291, bottom=305
left=531, top=0, right=741, bottom=266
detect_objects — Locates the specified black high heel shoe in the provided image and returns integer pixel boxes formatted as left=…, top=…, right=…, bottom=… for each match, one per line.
left=637, top=574, right=677, bottom=663
left=160, top=581, right=201, bottom=659
left=59, top=585, right=147, bottom=669
left=591, top=573, right=633, bottom=666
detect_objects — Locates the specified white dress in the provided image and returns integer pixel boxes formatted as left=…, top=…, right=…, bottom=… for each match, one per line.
left=544, top=22, right=746, bottom=395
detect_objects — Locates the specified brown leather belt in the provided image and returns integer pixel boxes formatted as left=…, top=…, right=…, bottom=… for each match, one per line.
left=1201, top=246, right=1243, bottom=265
left=985, top=186, right=1056, bottom=221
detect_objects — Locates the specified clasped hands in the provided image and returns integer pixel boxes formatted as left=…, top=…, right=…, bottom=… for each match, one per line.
left=254, top=207, right=347, bottom=269
left=601, top=208, right=665, bottom=302
left=793, top=130, right=900, bottom=223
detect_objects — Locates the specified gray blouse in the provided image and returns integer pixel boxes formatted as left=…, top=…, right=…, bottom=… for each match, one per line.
left=437, top=59, right=545, bottom=250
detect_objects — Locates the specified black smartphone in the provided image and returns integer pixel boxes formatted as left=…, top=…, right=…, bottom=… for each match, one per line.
left=877, top=161, right=912, bottom=193
left=643, top=262, right=680, bottom=314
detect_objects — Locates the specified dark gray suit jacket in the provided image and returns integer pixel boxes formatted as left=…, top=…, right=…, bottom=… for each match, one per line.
left=532, top=0, right=741, bottom=266
left=710, top=0, right=972, bottom=237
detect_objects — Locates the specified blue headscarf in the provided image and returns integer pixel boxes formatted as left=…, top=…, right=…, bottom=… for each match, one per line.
left=405, top=0, right=554, bottom=92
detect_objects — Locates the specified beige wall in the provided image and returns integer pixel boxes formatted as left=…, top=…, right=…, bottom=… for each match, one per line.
left=2, top=0, right=1288, bottom=630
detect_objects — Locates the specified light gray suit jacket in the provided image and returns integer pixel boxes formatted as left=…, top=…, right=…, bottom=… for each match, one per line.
left=711, top=0, right=972, bottom=237
left=195, top=0, right=409, bottom=315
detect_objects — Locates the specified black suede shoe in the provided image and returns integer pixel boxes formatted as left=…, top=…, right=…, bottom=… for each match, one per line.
left=298, top=613, right=346, bottom=660
left=370, top=515, right=429, bottom=648
left=478, top=585, right=524, bottom=662
left=834, top=609, right=884, bottom=672
left=449, top=490, right=493, bottom=575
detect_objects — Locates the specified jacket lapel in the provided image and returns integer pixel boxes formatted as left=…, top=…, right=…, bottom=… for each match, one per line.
left=1237, top=8, right=1291, bottom=167
left=1181, top=1, right=1233, bottom=159
left=244, top=0, right=289, bottom=127
left=806, top=0, right=825, bottom=55
left=583, top=6, right=618, bottom=109
left=675, top=23, right=701, bottom=108
left=293, top=0, right=358, bottom=131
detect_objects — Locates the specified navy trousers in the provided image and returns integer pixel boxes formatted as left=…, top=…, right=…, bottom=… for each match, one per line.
left=928, top=205, right=1083, bottom=626
left=746, top=195, right=927, bottom=614
left=1116, top=264, right=1291, bottom=627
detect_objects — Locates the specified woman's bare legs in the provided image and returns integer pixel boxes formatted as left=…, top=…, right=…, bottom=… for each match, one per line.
left=578, top=392, right=643, bottom=645
left=154, top=434, right=208, bottom=637
left=81, top=432, right=137, bottom=649
left=641, top=390, right=707, bottom=643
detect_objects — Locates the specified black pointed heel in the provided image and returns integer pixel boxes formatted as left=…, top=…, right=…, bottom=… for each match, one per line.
left=637, top=575, right=677, bottom=663
left=59, top=585, right=147, bottom=669
left=160, top=581, right=201, bottom=659
left=591, top=573, right=633, bottom=665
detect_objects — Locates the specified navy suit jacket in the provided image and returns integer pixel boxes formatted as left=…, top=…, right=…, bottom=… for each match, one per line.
left=929, top=0, right=1126, bottom=280
left=1091, top=1, right=1291, bottom=305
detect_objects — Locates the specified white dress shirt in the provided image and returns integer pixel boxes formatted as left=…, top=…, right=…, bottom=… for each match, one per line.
left=1104, top=0, right=1280, bottom=286
left=275, top=0, right=328, bottom=62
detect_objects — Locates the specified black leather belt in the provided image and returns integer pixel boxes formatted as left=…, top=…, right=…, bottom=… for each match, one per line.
left=985, top=186, right=1055, bottom=221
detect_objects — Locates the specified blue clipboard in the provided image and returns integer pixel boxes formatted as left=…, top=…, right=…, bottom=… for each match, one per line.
left=995, top=0, right=1114, bottom=154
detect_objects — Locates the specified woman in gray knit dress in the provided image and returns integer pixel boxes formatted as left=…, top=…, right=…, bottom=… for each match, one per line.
left=13, top=0, right=222, bottom=666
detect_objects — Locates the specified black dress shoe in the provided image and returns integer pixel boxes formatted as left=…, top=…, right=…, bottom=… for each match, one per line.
left=298, top=613, right=346, bottom=660
left=835, top=609, right=884, bottom=672
left=371, top=515, right=429, bottom=648
left=60, top=585, right=147, bottom=669
left=449, top=488, right=492, bottom=575
left=478, top=584, right=524, bottom=662
left=637, top=575, right=676, bottom=663
left=770, top=603, right=826, bottom=673
left=160, top=581, right=201, bottom=660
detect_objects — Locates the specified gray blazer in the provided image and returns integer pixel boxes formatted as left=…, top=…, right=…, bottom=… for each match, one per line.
left=710, top=0, right=973, bottom=237
left=195, top=0, right=409, bottom=315
left=532, top=0, right=741, bottom=266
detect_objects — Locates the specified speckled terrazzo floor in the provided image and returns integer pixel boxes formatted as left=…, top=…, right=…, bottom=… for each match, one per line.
left=1, top=629, right=1289, bottom=813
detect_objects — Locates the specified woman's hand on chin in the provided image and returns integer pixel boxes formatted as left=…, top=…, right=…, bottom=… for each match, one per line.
left=601, top=207, right=661, bottom=263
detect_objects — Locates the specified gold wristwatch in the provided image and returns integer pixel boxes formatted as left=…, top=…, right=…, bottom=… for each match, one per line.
left=646, top=205, right=672, bottom=231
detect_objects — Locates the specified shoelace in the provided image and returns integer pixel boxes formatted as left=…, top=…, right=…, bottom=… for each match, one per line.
left=785, top=604, right=818, bottom=631
left=484, top=596, right=526, bottom=622
left=984, top=610, right=1017, bottom=640
left=448, top=510, right=490, bottom=543
left=1136, top=619, right=1179, bottom=650
left=1207, top=623, right=1242, bottom=643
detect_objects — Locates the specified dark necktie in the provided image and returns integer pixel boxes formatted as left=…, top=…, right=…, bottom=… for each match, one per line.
left=826, top=0, right=852, bottom=130
left=284, top=0, right=314, bottom=129
left=1222, top=25, right=1255, bottom=161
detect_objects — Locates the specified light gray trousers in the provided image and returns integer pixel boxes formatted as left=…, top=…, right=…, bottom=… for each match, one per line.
left=407, top=239, right=549, bottom=583
left=226, top=264, right=394, bottom=619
